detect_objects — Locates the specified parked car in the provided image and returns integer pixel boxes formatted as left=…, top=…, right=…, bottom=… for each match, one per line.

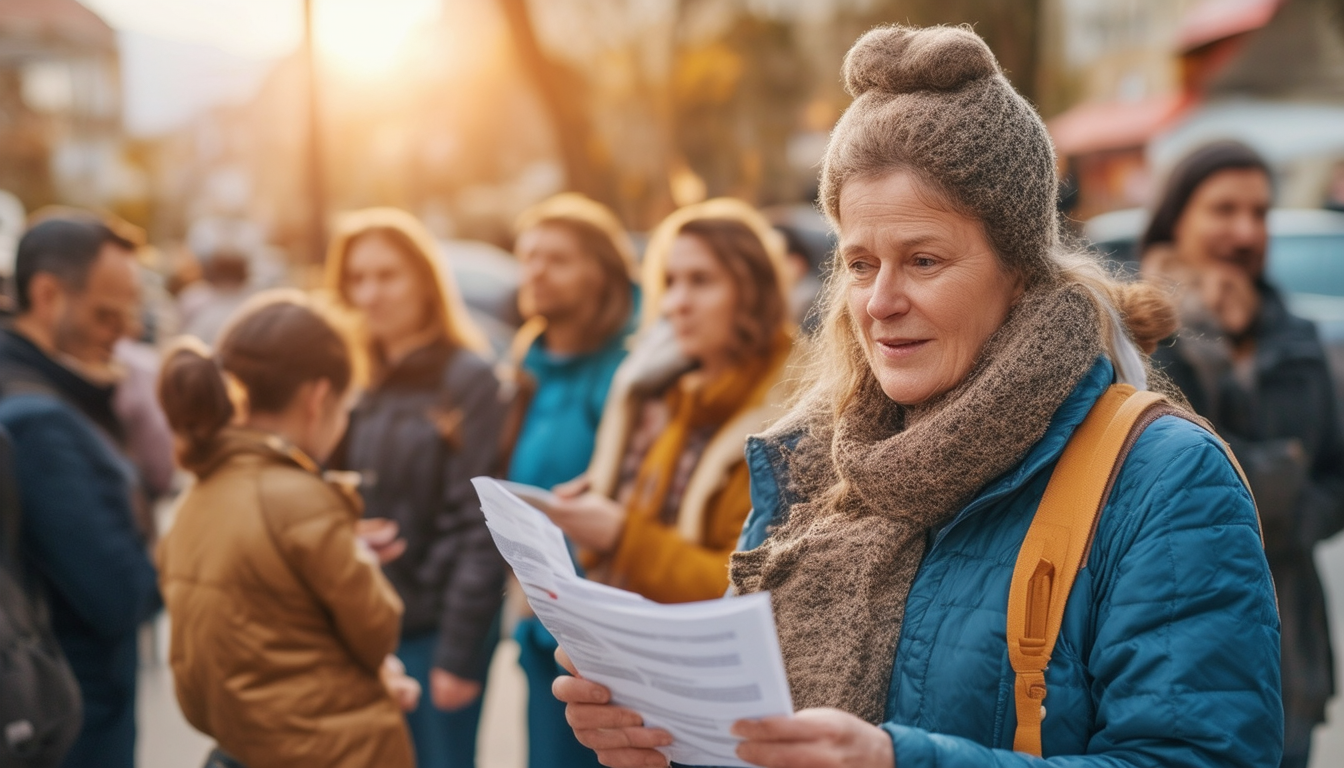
left=438, top=239, right=523, bottom=356
left=1084, top=207, right=1344, bottom=402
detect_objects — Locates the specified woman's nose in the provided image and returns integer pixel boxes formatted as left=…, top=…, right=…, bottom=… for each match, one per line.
left=866, top=265, right=910, bottom=320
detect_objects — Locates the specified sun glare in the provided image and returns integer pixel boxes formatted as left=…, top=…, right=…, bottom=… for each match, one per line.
left=314, top=0, right=439, bottom=78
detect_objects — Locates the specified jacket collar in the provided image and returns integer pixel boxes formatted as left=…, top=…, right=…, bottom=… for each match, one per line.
left=746, top=355, right=1116, bottom=552
left=523, top=327, right=626, bottom=374
left=196, top=427, right=322, bottom=478
left=0, top=327, right=122, bottom=441
left=372, top=338, right=454, bottom=392
left=927, top=356, right=1115, bottom=549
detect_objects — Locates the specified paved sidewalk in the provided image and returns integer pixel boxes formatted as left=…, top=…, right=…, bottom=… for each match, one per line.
left=137, top=636, right=529, bottom=768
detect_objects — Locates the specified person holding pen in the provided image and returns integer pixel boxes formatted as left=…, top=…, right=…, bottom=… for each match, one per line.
left=541, top=198, right=795, bottom=604
left=552, top=24, right=1282, bottom=768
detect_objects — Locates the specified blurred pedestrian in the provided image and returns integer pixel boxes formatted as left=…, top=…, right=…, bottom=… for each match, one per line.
left=773, top=224, right=824, bottom=332
left=1141, top=141, right=1344, bottom=768
left=553, top=25, right=1280, bottom=768
left=506, top=193, right=638, bottom=768
left=545, top=198, right=795, bottom=603
left=157, top=293, right=420, bottom=768
left=0, top=217, right=161, bottom=768
left=177, top=248, right=254, bottom=344
left=326, top=208, right=508, bottom=768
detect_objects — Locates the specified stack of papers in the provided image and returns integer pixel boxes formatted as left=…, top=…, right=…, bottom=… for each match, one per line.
left=472, top=477, right=794, bottom=768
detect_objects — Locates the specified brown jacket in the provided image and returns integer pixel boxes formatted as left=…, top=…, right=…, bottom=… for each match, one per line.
left=157, top=429, right=413, bottom=768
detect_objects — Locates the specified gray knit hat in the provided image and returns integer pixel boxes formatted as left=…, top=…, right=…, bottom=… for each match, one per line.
left=820, top=25, right=1060, bottom=285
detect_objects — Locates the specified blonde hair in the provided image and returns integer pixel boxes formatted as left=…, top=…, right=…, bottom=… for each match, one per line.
left=324, top=207, right=490, bottom=366
left=514, top=193, right=637, bottom=347
left=639, top=198, right=790, bottom=344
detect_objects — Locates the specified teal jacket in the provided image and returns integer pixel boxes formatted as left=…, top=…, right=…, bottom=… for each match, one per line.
left=738, top=358, right=1283, bottom=767
left=508, top=331, right=628, bottom=491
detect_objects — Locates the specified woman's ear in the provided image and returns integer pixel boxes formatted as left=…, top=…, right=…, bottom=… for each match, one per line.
left=302, top=378, right=335, bottom=423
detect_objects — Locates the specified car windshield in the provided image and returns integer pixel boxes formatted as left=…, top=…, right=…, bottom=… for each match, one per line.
left=1269, top=235, right=1344, bottom=297
left=1269, top=235, right=1344, bottom=325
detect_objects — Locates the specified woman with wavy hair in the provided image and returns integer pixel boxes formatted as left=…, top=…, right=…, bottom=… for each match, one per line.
left=553, top=25, right=1281, bottom=768
left=325, top=208, right=507, bottom=768
left=543, top=197, right=795, bottom=605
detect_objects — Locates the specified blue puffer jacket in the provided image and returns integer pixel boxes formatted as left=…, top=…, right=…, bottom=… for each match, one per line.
left=737, top=358, right=1282, bottom=768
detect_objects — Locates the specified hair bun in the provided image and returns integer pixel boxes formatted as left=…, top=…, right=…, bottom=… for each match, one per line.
left=843, top=25, right=999, bottom=97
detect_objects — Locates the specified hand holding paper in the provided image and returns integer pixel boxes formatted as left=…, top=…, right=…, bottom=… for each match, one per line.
left=472, top=477, right=793, bottom=768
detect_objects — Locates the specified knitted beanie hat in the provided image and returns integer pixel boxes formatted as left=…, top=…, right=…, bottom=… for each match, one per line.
left=820, top=25, right=1060, bottom=285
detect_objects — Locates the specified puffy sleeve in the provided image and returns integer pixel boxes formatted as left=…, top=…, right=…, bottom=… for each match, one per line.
left=882, top=418, right=1283, bottom=768
left=261, top=473, right=403, bottom=674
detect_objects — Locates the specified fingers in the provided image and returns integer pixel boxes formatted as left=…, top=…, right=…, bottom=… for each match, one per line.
left=732, top=712, right=836, bottom=743
left=570, top=722, right=672, bottom=751
left=553, top=672, right=609, bottom=704
left=736, top=740, right=835, bottom=768
left=555, top=646, right=578, bottom=676
left=590, top=747, right=670, bottom=768
left=565, top=703, right=645, bottom=730
left=552, top=475, right=590, bottom=499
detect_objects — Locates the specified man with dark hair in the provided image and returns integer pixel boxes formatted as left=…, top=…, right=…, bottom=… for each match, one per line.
left=0, top=217, right=161, bottom=768
left=1142, top=142, right=1344, bottom=768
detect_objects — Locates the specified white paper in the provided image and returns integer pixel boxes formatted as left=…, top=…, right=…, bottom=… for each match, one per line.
left=471, top=477, right=793, bottom=767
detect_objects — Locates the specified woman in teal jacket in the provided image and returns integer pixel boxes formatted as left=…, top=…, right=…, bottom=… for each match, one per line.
left=552, top=24, right=1280, bottom=768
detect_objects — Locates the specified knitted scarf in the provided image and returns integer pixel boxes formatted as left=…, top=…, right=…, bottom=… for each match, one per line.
left=729, top=285, right=1103, bottom=723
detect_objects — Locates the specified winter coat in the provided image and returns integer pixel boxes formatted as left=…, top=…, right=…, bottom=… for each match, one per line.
left=584, top=324, right=794, bottom=603
left=158, top=429, right=413, bottom=768
left=0, top=328, right=161, bottom=768
left=333, top=341, right=508, bottom=679
left=1153, top=281, right=1344, bottom=725
left=738, top=358, right=1283, bottom=767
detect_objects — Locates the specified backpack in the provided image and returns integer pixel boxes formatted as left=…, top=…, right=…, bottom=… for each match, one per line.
left=1007, top=384, right=1257, bottom=756
left=0, top=391, right=84, bottom=767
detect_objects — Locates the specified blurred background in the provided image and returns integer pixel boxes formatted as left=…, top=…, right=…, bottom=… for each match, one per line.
left=2, top=0, right=1343, bottom=765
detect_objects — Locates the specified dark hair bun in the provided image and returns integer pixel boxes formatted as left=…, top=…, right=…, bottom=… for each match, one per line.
left=843, top=25, right=999, bottom=97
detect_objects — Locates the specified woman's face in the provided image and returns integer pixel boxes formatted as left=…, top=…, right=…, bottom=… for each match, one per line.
left=344, top=234, right=430, bottom=344
left=661, top=233, right=740, bottom=366
left=839, top=171, right=1021, bottom=405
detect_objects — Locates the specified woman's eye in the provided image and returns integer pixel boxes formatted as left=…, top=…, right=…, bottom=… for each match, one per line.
left=912, top=255, right=938, bottom=268
left=847, top=260, right=874, bottom=276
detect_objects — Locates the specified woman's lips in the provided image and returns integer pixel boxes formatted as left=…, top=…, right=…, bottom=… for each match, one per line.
left=875, top=338, right=929, bottom=359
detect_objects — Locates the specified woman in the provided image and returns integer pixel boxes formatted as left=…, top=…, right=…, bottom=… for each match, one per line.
left=507, top=193, right=639, bottom=768
left=545, top=198, right=794, bottom=604
left=325, top=208, right=508, bottom=768
left=157, top=293, right=420, bottom=768
left=554, top=26, right=1282, bottom=768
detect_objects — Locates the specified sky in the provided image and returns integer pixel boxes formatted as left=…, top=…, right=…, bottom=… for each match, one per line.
left=79, top=0, right=443, bottom=135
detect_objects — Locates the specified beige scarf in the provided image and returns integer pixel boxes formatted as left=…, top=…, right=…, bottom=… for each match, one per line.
left=729, top=285, right=1104, bottom=723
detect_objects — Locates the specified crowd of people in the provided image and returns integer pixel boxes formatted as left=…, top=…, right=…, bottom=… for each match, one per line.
left=0, top=22, right=1341, bottom=768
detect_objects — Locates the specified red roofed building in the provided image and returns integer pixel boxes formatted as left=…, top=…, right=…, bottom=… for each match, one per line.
left=1046, top=0, right=1344, bottom=219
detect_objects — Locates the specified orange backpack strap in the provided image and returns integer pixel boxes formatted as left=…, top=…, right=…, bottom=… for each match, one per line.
left=1007, top=384, right=1167, bottom=755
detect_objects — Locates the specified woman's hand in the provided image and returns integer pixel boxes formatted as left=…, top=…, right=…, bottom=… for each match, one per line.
left=545, top=491, right=626, bottom=553
left=356, top=518, right=407, bottom=564
left=553, top=648, right=673, bottom=767
left=733, top=709, right=895, bottom=768
left=431, top=668, right=483, bottom=711
left=381, top=655, right=422, bottom=713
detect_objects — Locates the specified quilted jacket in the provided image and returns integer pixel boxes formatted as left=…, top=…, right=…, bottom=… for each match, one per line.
left=737, top=358, right=1283, bottom=767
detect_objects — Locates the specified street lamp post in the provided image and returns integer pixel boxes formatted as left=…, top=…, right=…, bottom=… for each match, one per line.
left=304, top=0, right=327, bottom=264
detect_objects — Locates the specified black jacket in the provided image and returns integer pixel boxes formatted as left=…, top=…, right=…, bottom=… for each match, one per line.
left=1154, top=283, right=1344, bottom=724
left=333, top=341, right=507, bottom=679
